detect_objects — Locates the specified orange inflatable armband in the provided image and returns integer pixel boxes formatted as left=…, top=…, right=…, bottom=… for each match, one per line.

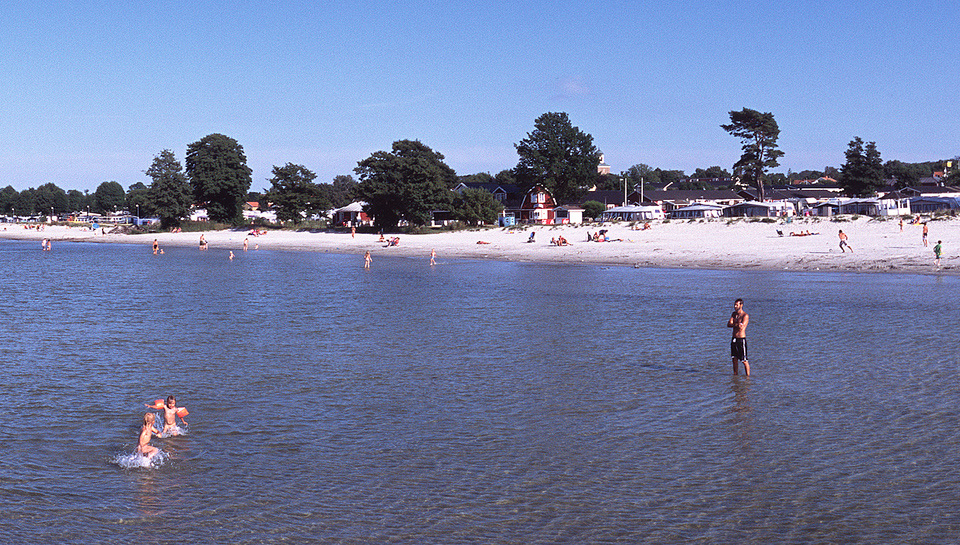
left=147, top=399, right=165, bottom=410
left=176, top=408, right=189, bottom=418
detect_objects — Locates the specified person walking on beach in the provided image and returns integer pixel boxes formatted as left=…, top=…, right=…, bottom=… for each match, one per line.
left=923, top=223, right=929, bottom=247
left=934, top=240, right=942, bottom=268
left=727, top=298, right=750, bottom=376
left=838, top=229, right=852, bottom=253
left=364, top=250, right=372, bottom=269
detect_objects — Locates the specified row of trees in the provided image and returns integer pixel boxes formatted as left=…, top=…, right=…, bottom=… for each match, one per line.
left=2, top=112, right=955, bottom=229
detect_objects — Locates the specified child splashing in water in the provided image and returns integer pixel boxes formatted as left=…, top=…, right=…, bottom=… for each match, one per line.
left=136, top=413, right=162, bottom=460
left=146, top=395, right=189, bottom=436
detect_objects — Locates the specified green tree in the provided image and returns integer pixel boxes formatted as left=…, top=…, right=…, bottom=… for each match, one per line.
left=458, top=172, right=495, bottom=185
left=884, top=160, right=924, bottom=189
left=35, top=183, right=68, bottom=215
left=0, top=186, right=18, bottom=214
left=319, top=174, right=358, bottom=209
left=185, top=133, right=253, bottom=224
left=264, top=163, right=329, bottom=225
left=13, top=188, right=36, bottom=215
left=721, top=108, right=784, bottom=201
left=146, top=149, right=192, bottom=229
left=126, top=182, right=155, bottom=218
left=624, top=164, right=658, bottom=189
left=691, top=166, right=731, bottom=179
left=355, top=139, right=457, bottom=229
left=452, top=188, right=503, bottom=226
left=839, top=137, right=885, bottom=196
left=494, top=169, right=516, bottom=186
left=657, top=169, right=685, bottom=187
left=514, top=112, right=601, bottom=204
left=94, top=181, right=125, bottom=214
left=582, top=200, right=606, bottom=220
left=67, top=190, right=86, bottom=213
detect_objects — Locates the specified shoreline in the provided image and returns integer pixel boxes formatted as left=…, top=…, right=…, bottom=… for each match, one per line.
left=2, top=216, right=956, bottom=275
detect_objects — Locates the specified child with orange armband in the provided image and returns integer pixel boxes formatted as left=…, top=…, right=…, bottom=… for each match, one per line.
left=145, top=395, right=189, bottom=436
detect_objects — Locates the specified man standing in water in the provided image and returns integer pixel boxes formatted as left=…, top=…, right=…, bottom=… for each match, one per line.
left=727, top=298, right=750, bottom=376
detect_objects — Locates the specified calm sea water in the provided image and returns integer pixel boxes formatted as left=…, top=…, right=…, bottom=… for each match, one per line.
left=2, top=238, right=960, bottom=544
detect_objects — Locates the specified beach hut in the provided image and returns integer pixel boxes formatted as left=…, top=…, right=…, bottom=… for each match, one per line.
left=669, top=203, right=725, bottom=219
left=839, top=197, right=910, bottom=217
left=553, top=205, right=584, bottom=224
left=600, top=205, right=665, bottom=222
left=909, top=196, right=960, bottom=214
left=722, top=200, right=795, bottom=218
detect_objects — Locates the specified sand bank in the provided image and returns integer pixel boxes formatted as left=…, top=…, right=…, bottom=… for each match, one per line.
left=2, top=217, right=955, bottom=274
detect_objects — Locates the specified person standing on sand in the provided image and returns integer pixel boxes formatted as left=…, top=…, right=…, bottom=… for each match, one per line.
left=934, top=240, right=942, bottom=268
left=727, top=298, right=750, bottom=376
left=839, top=229, right=852, bottom=253
left=923, top=223, right=929, bottom=247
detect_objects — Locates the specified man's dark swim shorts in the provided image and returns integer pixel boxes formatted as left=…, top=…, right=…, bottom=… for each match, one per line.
left=731, top=337, right=748, bottom=361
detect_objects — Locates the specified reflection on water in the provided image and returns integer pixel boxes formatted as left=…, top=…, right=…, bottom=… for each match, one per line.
left=3, top=240, right=960, bottom=543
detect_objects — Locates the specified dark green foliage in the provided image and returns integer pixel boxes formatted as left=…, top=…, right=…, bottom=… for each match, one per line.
left=658, top=169, right=685, bottom=187
left=884, top=160, right=930, bottom=188
left=125, top=182, right=155, bottom=218
left=355, top=140, right=457, bottom=229
left=452, top=188, right=503, bottom=226
left=624, top=164, right=658, bottom=189
left=319, top=174, right=358, bottom=209
left=514, top=112, right=601, bottom=204
left=12, top=189, right=36, bottom=215
left=35, top=183, right=69, bottom=215
left=582, top=200, right=606, bottom=220
left=458, top=172, right=495, bottom=185
left=0, top=186, right=17, bottom=214
left=840, top=137, right=885, bottom=197
left=185, top=134, right=253, bottom=224
left=146, top=149, right=192, bottom=229
left=94, top=181, right=125, bottom=214
left=494, top=169, right=516, bottom=186
left=594, top=173, right=623, bottom=191
left=766, top=172, right=788, bottom=185
left=722, top=108, right=784, bottom=201
left=690, top=166, right=731, bottom=179
left=264, top=163, right=329, bottom=225
left=67, top=190, right=86, bottom=214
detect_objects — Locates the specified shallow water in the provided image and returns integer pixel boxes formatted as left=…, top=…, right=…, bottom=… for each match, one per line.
left=2, top=239, right=960, bottom=543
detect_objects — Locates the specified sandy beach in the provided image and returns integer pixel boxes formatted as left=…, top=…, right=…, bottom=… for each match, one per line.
left=2, top=216, right=955, bottom=274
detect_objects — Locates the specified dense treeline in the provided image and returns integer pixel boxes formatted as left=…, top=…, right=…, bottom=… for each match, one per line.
left=0, top=116, right=955, bottom=226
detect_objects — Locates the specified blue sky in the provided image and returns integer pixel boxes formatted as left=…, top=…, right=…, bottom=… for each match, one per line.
left=0, top=0, right=956, bottom=193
